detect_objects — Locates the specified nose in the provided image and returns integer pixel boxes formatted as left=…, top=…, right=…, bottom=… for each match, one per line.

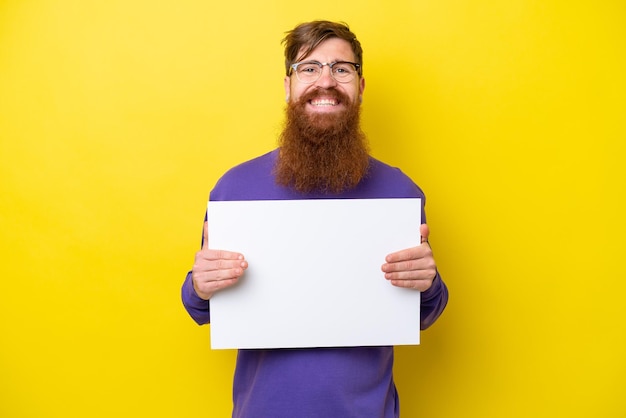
left=315, top=65, right=337, bottom=88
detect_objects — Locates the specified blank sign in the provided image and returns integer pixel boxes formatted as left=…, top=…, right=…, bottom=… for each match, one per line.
left=208, top=198, right=422, bottom=349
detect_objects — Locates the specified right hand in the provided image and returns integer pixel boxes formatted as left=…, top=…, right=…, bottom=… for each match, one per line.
left=191, top=221, right=248, bottom=300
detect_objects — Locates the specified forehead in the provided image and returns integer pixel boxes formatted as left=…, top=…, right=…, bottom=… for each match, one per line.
left=298, top=38, right=356, bottom=62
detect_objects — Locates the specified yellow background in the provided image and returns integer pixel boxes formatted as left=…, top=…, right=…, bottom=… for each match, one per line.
left=1, top=1, right=624, bottom=417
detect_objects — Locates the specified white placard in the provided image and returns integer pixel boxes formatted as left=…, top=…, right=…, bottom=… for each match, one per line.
left=208, top=198, right=421, bottom=349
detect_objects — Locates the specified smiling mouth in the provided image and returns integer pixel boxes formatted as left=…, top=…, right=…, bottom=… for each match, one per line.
left=310, top=98, right=339, bottom=107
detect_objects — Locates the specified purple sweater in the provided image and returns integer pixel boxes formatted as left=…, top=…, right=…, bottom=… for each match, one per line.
left=181, top=149, right=448, bottom=417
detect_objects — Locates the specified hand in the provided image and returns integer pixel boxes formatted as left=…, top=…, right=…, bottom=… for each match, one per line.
left=381, top=224, right=437, bottom=291
left=191, top=222, right=248, bottom=300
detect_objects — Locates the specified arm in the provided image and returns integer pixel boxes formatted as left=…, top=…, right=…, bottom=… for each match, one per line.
left=181, top=270, right=210, bottom=325
left=419, top=270, right=448, bottom=329
left=181, top=221, right=248, bottom=325
left=381, top=223, right=449, bottom=329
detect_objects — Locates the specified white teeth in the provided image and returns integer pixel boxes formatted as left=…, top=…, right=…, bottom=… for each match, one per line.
left=311, top=99, right=337, bottom=106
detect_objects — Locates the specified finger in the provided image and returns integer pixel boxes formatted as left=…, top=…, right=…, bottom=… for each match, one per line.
left=193, top=276, right=240, bottom=300
left=389, top=278, right=433, bottom=292
left=382, top=258, right=430, bottom=275
left=383, top=248, right=434, bottom=273
left=385, top=225, right=430, bottom=263
left=385, top=264, right=435, bottom=279
left=420, top=223, right=430, bottom=244
left=192, top=259, right=247, bottom=283
left=194, top=250, right=246, bottom=283
left=207, top=249, right=246, bottom=262
left=202, top=264, right=246, bottom=281
left=385, top=246, right=419, bottom=263
left=201, top=221, right=209, bottom=250
left=207, top=277, right=240, bottom=292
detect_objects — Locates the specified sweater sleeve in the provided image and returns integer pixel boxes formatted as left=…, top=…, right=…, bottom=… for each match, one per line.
left=419, top=270, right=448, bottom=330
left=181, top=270, right=211, bottom=325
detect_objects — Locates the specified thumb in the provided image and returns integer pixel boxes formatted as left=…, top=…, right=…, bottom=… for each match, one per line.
left=202, top=221, right=209, bottom=250
left=420, top=223, right=430, bottom=244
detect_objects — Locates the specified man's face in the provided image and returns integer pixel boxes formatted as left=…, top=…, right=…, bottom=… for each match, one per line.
left=284, top=37, right=365, bottom=114
left=276, top=36, right=369, bottom=194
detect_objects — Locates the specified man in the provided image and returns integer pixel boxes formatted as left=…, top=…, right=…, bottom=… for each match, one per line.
left=181, top=20, right=448, bottom=418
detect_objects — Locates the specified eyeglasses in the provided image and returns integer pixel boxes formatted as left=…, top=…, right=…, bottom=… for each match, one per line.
left=289, top=60, right=361, bottom=84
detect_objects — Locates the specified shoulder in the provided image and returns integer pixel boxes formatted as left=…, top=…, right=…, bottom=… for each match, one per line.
left=369, top=157, right=417, bottom=182
left=350, top=156, right=425, bottom=199
left=223, top=149, right=277, bottom=178
left=210, top=150, right=280, bottom=201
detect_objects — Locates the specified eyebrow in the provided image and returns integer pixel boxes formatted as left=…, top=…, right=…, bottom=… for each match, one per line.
left=297, top=59, right=355, bottom=64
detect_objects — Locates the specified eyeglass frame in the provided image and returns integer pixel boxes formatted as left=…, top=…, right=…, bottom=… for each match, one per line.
left=289, top=60, right=362, bottom=84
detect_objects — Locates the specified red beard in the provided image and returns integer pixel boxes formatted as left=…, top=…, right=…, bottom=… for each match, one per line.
left=274, top=88, right=370, bottom=194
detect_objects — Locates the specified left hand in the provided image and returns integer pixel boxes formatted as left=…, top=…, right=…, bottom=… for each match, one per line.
left=381, top=224, right=437, bottom=291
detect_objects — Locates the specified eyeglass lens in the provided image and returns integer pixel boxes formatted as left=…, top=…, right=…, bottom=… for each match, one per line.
left=293, top=62, right=358, bottom=84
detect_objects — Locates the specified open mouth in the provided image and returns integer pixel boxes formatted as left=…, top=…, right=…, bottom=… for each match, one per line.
left=310, top=98, right=339, bottom=107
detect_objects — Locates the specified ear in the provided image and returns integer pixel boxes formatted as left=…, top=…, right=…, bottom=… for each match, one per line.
left=359, top=76, right=366, bottom=97
left=284, top=76, right=291, bottom=102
